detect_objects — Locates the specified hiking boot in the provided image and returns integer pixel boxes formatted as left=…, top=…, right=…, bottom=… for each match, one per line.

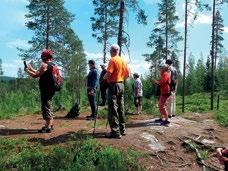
left=161, top=120, right=170, bottom=126
left=41, top=125, right=54, bottom=130
left=121, top=131, right=126, bottom=136
left=105, top=132, right=121, bottom=139
left=154, top=118, right=163, bottom=123
left=38, top=126, right=52, bottom=133
left=86, top=116, right=96, bottom=120
left=168, top=115, right=172, bottom=118
left=172, top=114, right=176, bottom=117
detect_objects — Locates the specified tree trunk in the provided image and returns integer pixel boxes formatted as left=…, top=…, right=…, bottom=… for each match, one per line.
left=165, top=0, right=168, bottom=60
left=103, top=4, right=108, bottom=63
left=117, top=0, right=125, bottom=56
left=210, top=0, right=216, bottom=110
left=45, top=2, right=50, bottom=49
left=215, top=16, right=218, bottom=70
left=182, top=0, right=188, bottom=112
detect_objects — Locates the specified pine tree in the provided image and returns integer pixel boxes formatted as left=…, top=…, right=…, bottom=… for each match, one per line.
left=186, top=53, right=197, bottom=94
left=18, top=0, right=76, bottom=66
left=214, top=10, right=224, bottom=69
left=91, top=0, right=119, bottom=63
left=65, top=31, right=87, bottom=104
left=91, top=0, right=147, bottom=58
left=182, top=0, right=210, bottom=112
left=145, top=36, right=165, bottom=79
left=147, top=0, right=182, bottom=61
left=195, top=55, right=206, bottom=93
left=204, top=56, right=212, bottom=92
left=0, top=59, right=3, bottom=76
left=217, top=55, right=225, bottom=91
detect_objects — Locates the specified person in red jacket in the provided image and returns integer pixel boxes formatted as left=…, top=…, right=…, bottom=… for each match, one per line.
left=154, top=64, right=171, bottom=126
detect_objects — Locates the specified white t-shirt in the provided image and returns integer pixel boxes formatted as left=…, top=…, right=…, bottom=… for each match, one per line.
left=134, top=78, right=143, bottom=97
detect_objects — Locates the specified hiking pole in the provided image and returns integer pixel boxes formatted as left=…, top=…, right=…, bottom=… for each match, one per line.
left=93, top=87, right=101, bottom=135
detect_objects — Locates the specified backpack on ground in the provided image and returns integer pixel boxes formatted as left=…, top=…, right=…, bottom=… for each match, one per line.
left=65, top=103, right=80, bottom=119
left=48, top=62, right=63, bottom=91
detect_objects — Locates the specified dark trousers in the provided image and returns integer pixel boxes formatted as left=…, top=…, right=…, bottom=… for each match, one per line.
left=107, top=83, right=125, bottom=135
left=100, top=84, right=108, bottom=104
left=87, top=89, right=96, bottom=117
left=40, top=90, right=55, bottom=120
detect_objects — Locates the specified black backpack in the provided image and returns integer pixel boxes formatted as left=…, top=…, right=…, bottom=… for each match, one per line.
left=65, top=103, right=80, bottom=119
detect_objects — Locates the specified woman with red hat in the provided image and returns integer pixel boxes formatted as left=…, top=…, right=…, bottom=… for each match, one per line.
left=25, top=49, right=56, bottom=133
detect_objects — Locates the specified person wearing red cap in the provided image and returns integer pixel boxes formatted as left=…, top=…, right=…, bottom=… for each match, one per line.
left=25, top=49, right=56, bottom=133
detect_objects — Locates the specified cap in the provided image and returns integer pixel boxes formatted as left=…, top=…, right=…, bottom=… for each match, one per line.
left=110, top=44, right=120, bottom=51
left=41, top=49, right=53, bottom=59
left=133, top=73, right=139, bottom=78
left=88, top=60, right=95, bottom=65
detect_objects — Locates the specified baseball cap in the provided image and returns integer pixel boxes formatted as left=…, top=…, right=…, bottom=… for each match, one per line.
left=88, top=60, right=95, bottom=65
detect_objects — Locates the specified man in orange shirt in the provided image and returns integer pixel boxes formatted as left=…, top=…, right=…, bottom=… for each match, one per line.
left=103, top=44, right=129, bottom=139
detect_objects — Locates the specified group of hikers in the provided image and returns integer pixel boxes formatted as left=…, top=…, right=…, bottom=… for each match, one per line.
left=24, top=44, right=228, bottom=169
left=24, top=44, right=177, bottom=136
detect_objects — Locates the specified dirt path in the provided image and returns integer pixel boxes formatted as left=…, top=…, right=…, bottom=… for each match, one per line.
left=0, top=112, right=227, bottom=171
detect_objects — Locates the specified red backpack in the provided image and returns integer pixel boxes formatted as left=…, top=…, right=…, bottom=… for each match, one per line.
left=48, top=62, right=63, bottom=91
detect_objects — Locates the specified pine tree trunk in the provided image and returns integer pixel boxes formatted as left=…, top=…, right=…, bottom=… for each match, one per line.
left=215, top=18, right=218, bottom=70
left=165, top=0, right=168, bottom=60
left=117, top=0, right=125, bottom=56
left=45, top=2, right=50, bottom=49
left=182, top=0, right=188, bottom=112
left=210, top=0, right=216, bottom=110
left=103, top=5, right=108, bottom=64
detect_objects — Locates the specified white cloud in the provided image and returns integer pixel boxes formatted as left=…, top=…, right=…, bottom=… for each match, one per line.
left=177, top=0, right=212, bottom=28
left=224, top=27, right=228, bottom=33
left=2, top=59, right=23, bottom=77
left=6, top=39, right=30, bottom=49
left=195, top=13, right=212, bottom=24
left=84, top=51, right=150, bottom=75
left=128, top=60, right=150, bottom=76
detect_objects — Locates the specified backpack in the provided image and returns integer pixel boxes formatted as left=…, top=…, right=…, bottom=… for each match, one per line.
left=48, top=62, right=63, bottom=91
left=169, top=66, right=177, bottom=91
left=65, top=103, right=80, bottom=119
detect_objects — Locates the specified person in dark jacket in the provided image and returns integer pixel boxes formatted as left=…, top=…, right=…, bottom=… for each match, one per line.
left=99, top=64, right=108, bottom=106
left=25, top=49, right=55, bottom=133
left=86, top=60, right=98, bottom=120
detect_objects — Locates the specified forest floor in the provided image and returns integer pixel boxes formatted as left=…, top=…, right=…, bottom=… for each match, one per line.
left=0, top=110, right=227, bottom=171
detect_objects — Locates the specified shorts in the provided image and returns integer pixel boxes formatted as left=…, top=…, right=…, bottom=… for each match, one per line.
left=134, top=97, right=142, bottom=107
left=40, top=90, right=55, bottom=120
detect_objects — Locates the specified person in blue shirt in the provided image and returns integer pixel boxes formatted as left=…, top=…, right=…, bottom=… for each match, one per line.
left=86, top=60, right=98, bottom=120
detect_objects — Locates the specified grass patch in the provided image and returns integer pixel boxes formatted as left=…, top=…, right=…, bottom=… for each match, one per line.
left=0, top=133, right=145, bottom=171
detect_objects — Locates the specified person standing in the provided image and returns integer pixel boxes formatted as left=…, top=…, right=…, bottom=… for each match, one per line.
left=99, top=64, right=108, bottom=106
left=133, top=73, right=143, bottom=114
left=86, top=60, right=98, bottom=120
left=103, top=44, right=129, bottom=139
left=25, top=49, right=56, bottom=133
left=154, top=64, right=171, bottom=126
left=165, top=59, right=178, bottom=118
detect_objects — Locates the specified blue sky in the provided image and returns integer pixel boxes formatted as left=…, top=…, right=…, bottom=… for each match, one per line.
left=0, top=0, right=228, bottom=77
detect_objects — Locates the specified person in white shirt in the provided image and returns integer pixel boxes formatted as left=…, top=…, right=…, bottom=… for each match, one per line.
left=165, top=59, right=178, bottom=118
left=133, top=73, right=143, bottom=114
